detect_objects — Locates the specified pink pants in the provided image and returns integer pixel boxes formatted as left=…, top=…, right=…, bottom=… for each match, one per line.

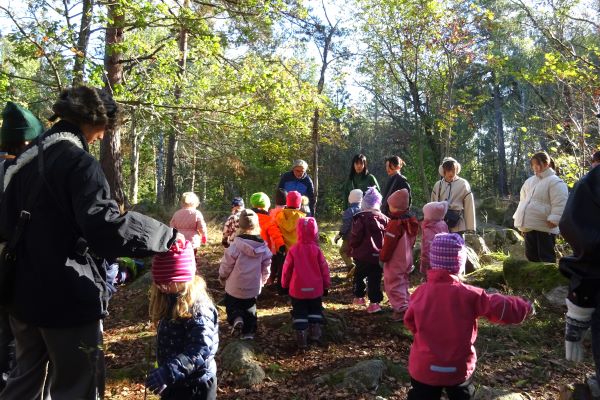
left=384, top=265, right=410, bottom=312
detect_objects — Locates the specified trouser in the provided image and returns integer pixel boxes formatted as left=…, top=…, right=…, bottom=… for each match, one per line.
left=407, top=377, right=474, bottom=400
left=0, top=311, right=13, bottom=379
left=383, top=266, right=410, bottom=312
left=0, top=316, right=102, bottom=400
left=161, top=376, right=217, bottom=400
left=524, top=230, right=556, bottom=263
left=339, top=239, right=354, bottom=269
left=224, top=294, right=257, bottom=334
left=269, top=252, right=285, bottom=287
left=353, top=260, right=383, bottom=303
left=290, top=297, right=323, bottom=331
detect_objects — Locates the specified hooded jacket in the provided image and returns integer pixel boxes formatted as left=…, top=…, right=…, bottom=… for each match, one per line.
left=0, top=120, right=176, bottom=327
left=349, top=209, right=389, bottom=264
left=281, top=218, right=330, bottom=299
left=404, top=269, right=531, bottom=386
left=275, top=207, right=306, bottom=250
left=253, top=208, right=285, bottom=253
left=219, top=235, right=272, bottom=299
left=513, top=168, right=568, bottom=234
left=380, top=212, right=419, bottom=273
left=277, top=170, right=315, bottom=215
left=431, top=176, right=476, bottom=233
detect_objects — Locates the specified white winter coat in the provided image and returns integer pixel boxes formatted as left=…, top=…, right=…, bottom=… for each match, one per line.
left=512, top=168, right=568, bottom=235
left=431, top=176, right=476, bottom=233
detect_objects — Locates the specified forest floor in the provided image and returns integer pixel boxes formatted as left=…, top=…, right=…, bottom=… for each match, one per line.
left=103, top=222, right=594, bottom=400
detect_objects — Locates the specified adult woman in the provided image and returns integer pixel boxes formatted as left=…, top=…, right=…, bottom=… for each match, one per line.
left=431, top=157, right=476, bottom=234
left=0, top=86, right=178, bottom=399
left=277, top=159, right=315, bottom=215
left=343, top=154, right=380, bottom=208
left=513, top=151, right=568, bottom=262
left=381, top=156, right=410, bottom=216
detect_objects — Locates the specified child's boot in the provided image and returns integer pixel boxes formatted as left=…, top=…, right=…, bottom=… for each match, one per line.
left=308, top=323, right=323, bottom=346
left=296, top=329, right=308, bottom=349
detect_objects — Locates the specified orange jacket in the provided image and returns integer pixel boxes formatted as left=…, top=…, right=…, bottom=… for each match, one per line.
left=253, top=208, right=285, bottom=253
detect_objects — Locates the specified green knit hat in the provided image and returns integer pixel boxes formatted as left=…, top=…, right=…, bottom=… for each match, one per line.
left=1, top=102, right=44, bottom=145
left=250, top=192, right=270, bottom=209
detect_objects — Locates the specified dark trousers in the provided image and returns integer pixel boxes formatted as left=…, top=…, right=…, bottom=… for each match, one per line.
left=591, top=298, right=600, bottom=384
left=353, top=260, right=383, bottom=303
left=0, top=311, right=13, bottom=377
left=524, top=230, right=556, bottom=262
left=224, top=294, right=257, bottom=335
left=407, top=377, right=474, bottom=400
left=269, top=253, right=285, bottom=287
left=0, top=316, right=102, bottom=400
left=162, top=376, right=217, bottom=400
left=290, top=297, right=323, bottom=331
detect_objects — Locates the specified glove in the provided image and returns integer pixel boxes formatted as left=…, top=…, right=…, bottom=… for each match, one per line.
left=323, top=288, right=329, bottom=297
left=278, top=246, right=286, bottom=256
left=221, top=238, right=229, bottom=248
left=565, top=298, right=595, bottom=362
left=201, top=235, right=207, bottom=245
left=334, top=234, right=341, bottom=244
left=145, top=367, right=170, bottom=395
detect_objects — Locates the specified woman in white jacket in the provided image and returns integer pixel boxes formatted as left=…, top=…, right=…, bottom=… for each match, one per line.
left=513, top=151, right=568, bottom=262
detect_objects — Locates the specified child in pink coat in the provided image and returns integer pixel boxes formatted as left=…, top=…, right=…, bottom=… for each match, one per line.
left=380, top=189, right=419, bottom=321
left=404, top=233, right=533, bottom=399
left=170, top=192, right=208, bottom=255
left=281, top=217, right=331, bottom=349
left=420, top=201, right=449, bottom=274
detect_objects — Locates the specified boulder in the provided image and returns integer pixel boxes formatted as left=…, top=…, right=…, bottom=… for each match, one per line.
left=316, top=359, right=386, bottom=391
left=465, top=246, right=481, bottom=273
left=474, top=385, right=527, bottom=400
left=464, top=233, right=491, bottom=255
left=322, top=313, right=347, bottom=343
left=464, top=263, right=505, bottom=288
left=503, top=258, right=569, bottom=293
left=544, top=285, right=568, bottom=308
left=220, top=341, right=265, bottom=387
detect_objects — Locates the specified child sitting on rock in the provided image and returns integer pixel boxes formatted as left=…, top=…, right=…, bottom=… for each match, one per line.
left=420, top=201, right=449, bottom=274
left=404, top=233, right=533, bottom=399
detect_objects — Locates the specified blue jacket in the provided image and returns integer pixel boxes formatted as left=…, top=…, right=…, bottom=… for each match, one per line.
left=278, top=170, right=315, bottom=215
left=156, top=295, right=219, bottom=389
left=339, top=202, right=361, bottom=239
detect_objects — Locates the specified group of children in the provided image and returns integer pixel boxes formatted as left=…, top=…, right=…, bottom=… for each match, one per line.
left=145, top=187, right=534, bottom=400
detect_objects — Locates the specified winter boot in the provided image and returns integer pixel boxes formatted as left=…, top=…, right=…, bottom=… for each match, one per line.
left=308, top=323, right=323, bottom=346
left=296, top=329, right=308, bottom=349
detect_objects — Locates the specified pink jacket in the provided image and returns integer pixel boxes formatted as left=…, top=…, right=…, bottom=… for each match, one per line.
left=170, top=208, right=207, bottom=249
left=404, top=269, right=531, bottom=386
left=381, top=213, right=419, bottom=273
left=281, top=218, right=331, bottom=299
left=420, top=220, right=449, bottom=273
left=219, top=236, right=272, bottom=299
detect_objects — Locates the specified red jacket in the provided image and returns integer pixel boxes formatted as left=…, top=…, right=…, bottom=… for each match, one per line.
left=254, top=208, right=285, bottom=253
left=281, top=218, right=330, bottom=299
left=404, top=269, right=531, bottom=386
left=349, top=210, right=389, bottom=264
left=380, top=213, right=418, bottom=265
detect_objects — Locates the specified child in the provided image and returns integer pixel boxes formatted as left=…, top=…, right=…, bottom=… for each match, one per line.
left=147, top=240, right=218, bottom=400
left=300, top=195, right=311, bottom=215
left=269, top=188, right=287, bottom=221
left=249, top=192, right=286, bottom=286
left=334, top=188, right=363, bottom=274
left=276, top=191, right=306, bottom=250
left=380, top=189, right=419, bottom=321
left=420, top=201, right=449, bottom=274
left=170, top=192, right=208, bottom=254
left=404, top=233, right=533, bottom=399
left=222, top=197, right=245, bottom=247
left=349, top=187, right=389, bottom=313
left=219, top=209, right=272, bottom=339
left=281, top=217, right=331, bottom=349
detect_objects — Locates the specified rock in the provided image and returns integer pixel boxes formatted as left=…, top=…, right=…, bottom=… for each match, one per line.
left=503, top=258, right=569, bottom=293
left=316, top=359, right=386, bottom=391
left=545, top=286, right=568, bottom=308
left=322, top=313, right=347, bottom=343
left=464, top=233, right=491, bottom=255
left=220, top=341, right=265, bottom=387
left=474, top=385, right=527, bottom=399
left=483, top=229, right=523, bottom=255
left=464, top=263, right=505, bottom=288
left=465, top=246, right=481, bottom=273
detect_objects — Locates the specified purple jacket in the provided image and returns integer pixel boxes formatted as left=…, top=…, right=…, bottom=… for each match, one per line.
left=219, top=235, right=272, bottom=299
left=349, top=210, right=389, bottom=264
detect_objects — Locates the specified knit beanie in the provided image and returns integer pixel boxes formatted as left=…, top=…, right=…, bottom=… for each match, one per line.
left=362, top=187, right=382, bottom=210
left=231, top=197, right=244, bottom=208
left=348, top=189, right=363, bottom=204
left=286, top=191, right=302, bottom=209
left=152, top=240, right=196, bottom=284
left=423, top=201, right=448, bottom=221
left=387, top=188, right=410, bottom=211
left=250, top=192, right=270, bottom=209
left=239, top=209, right=259, bottom=231
left=430, top=233, right=466, bottom=275
left=1, top=102, right=44, bottom=145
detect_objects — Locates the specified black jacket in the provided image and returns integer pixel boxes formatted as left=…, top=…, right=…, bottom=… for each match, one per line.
left=0, top=121, right=176, bottom=327
left=381, top=173, right=411, bottom=216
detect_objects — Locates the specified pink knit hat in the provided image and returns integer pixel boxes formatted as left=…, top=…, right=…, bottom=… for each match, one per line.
left=286, top=191, right=302, bottom=209
left=152, top=239, right=196, bottom=284
left=429, top=233, right=466, bottom=275
left=423, top=201, right=448, bottom=221
left=387, top=189, right=410, bottom=211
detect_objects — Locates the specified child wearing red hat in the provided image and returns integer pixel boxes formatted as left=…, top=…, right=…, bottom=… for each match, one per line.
left=147, top=239, right=219, bottom=400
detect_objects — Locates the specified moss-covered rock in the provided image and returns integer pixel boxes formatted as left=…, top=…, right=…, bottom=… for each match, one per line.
left=465, top=233, right=491, bottom=255
left=220, top=341, right=265, bottom=387
left=464, top=263, right=505, bottom=288
left=503, top=258, right=569, bottom=292
left=465, top=246, right=481, bottom=273
left=316, top=359, right=386, bottom=391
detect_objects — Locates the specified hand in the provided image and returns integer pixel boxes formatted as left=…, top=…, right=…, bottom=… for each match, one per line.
left=278, top=245, right=286, bottom=256
left=323, top=288, right=329, bottom=297
left=202, top=235, right=208, bottom=245
left=546, top=221, right=557, bottom=228
left=334, top=234, right=341, bottom=244
left=175, top=232, right=186, bottom=243
left=145, top=367, right=170, bottom=395
left=565, top=299, right=594, bottom=362
left=221, top=238, right=229, bottom=248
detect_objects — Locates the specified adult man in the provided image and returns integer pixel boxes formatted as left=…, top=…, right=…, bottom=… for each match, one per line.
left=277, top=159, right=315, bottom=215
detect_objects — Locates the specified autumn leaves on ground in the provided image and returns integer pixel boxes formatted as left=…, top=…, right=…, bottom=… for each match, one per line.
left=103, top=223, right=592, bottom=400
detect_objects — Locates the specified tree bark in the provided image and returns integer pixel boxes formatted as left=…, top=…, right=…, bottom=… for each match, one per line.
left=72, top=0, right=94, bottom=86
left=129, top=114, right=145, bottom=205
left=156, top=133, right=165, bottom=203
left=493, top=79, right=508, bottom=197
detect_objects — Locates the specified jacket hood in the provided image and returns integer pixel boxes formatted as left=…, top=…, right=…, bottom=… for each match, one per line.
left=423, top=201, right=448, bottom=221
left=278, top=208, right=306, bottom=233
left=233, top=236, right=269, bottom=257
left=296, top=217, right=318, bottom=244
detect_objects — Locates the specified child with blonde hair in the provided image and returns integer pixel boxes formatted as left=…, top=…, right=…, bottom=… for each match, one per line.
left=170, top=192, right=208, bottom=254
left=147, top=239, right=218, bottom=399
left=219, top=209, right=272, bottom=339
left=281, top=217, right=331, bottom=349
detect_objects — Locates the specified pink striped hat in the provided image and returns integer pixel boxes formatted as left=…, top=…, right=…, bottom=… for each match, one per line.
left=430, top=233, right=467, bottom=275
left=152, top=239, right=196, bottom=284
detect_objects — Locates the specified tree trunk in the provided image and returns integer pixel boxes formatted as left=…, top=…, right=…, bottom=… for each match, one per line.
left=101, top=2, right=126, bottom=207
left=493, top=79, right=508, bottom=197
left=129, top=115, right=145, bottom=205
left=72, top=0, right=94, bottom=85
left=156, top=133, right=165, bottom=203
